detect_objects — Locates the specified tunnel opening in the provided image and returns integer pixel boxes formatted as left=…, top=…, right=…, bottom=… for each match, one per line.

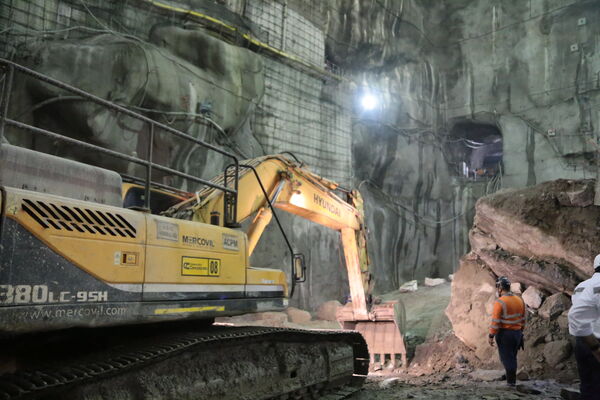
left=446, top=121, right=503, bottom=180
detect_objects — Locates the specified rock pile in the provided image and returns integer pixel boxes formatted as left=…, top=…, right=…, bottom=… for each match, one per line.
left=446, top=179, right=598, bottom=379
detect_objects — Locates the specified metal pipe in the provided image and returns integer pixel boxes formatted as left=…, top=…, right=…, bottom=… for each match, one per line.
left=144, top=123, right=154, bottom=210
left=233, top=161, right=239, bottom=223
left=120, top=173, right=190, bottom=197
left=0, top=65, right=14, bottom=141
left=0, top=186, right=6, bottom=241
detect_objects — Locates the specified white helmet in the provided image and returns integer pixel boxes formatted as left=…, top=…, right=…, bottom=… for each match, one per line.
left=594, top=254, right=600, bottom=270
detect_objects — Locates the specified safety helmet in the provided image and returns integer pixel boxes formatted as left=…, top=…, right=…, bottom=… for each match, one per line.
left=495, top=276, right=511, bottom=291
left=594, top=254, right=600, bottom=271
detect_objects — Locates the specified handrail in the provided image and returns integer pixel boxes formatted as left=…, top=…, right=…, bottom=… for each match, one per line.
left=0, top=59, right=239, bottom=223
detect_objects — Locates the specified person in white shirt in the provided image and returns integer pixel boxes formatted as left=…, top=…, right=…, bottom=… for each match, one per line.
left=568, top=254, right=600, bottom=400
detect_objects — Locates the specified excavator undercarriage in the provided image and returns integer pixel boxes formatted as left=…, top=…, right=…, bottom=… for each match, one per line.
left=0, top=323, right=368, bottom=399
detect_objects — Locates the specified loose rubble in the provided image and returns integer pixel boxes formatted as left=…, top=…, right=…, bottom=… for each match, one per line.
left=424, top=277, right=446, bottom=287
left=445, top=180, right=594, bottom=380
left=522, top=286, right=546, bottom=309
left=285, top=307, right=311, bottom=324
left=399, top=280, right=419, bottom=292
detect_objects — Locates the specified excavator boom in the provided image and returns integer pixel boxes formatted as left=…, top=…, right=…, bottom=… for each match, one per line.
left=166, top=154, right=407, bottom=367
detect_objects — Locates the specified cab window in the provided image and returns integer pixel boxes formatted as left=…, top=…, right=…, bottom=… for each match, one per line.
left=123, top=186, right=184, bottom=214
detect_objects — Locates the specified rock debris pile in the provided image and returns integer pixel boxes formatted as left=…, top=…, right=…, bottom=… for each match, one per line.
left=446, top=179, right=599, bottom=381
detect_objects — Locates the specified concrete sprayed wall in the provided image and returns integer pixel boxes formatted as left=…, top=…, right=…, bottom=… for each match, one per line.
left=316, top=0, right=600, bottom=294
left=320, top=0, right=477, bottom=293
left=443, top=0, right=600, bottom=188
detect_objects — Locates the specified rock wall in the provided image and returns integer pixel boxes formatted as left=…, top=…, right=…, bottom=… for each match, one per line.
left=318, top=0, right=600, bottom=295
left=443, top=0, right=600, bottom=187
left=321, top=0, right=475, bottom=293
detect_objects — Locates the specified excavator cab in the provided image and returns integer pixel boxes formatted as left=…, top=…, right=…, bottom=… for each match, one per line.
left=121, top=182, right=190, bottom=214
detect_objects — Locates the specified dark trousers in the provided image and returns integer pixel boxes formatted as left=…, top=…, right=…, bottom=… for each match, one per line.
left=495, top=329, right=522, bottom=384
left=575, top=336, right=600, bottom=400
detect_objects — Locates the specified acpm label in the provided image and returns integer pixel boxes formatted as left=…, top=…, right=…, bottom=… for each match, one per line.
left=222, top=234, right=239, bottom=250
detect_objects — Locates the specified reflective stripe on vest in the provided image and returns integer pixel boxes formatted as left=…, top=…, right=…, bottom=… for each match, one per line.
left=495, top=294, right=525, bottom=327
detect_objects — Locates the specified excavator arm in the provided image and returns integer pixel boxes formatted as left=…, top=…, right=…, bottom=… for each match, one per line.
left=165, top=154, right=405, bottom=368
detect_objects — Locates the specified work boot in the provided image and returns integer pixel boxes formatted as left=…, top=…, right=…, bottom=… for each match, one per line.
left=506, top=370, right=517, bottom=386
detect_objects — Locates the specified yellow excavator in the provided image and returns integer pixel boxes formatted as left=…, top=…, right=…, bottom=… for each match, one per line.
left=0, top=59, right=402, bottom=399
left=164, top=153, right=407, bottom=367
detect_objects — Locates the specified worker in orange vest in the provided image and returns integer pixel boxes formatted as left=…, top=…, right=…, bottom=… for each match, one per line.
left=488, top=276, right=526, bottom=387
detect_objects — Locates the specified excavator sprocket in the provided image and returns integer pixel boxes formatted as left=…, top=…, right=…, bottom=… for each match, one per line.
left=0, top=323, right=368, bottom=399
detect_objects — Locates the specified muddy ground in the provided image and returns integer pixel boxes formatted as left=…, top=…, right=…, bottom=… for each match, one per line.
left=349, top=376, right=570, bottom=399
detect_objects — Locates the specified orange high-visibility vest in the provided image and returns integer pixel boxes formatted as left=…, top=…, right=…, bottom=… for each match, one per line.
left=489, top=293, right=526, bottom=335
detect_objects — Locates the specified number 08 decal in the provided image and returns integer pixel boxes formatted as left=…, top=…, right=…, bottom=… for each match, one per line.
left=181, top=256, right=221, bottom=277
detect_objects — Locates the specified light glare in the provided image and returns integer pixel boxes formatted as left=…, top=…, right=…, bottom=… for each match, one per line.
left=361, top=93, right=378, bottom=111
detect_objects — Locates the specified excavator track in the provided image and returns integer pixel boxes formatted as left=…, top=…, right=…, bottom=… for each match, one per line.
left=0, top=323, right=368, bottom=399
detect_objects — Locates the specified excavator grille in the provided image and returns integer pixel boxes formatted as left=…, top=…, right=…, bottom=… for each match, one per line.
left=21, top=199, right=137, bottom=238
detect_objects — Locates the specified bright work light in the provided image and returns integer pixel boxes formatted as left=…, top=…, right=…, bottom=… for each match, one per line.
left=360, top=93, right=378, bottom=111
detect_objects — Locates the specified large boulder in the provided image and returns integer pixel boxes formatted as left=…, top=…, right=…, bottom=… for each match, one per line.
left=472, top=180, right=600, bottom=282
left=555, top=180, right=595, bottom=207
left=538, top=294, right=571, bottom=320
left=424, top=277, right=446, bottom=287
left=476, top=249, right=580, bottom=294
left=510, top=282, right=523, bottom=294
left=251, top=312, right=289, bottom=326
left=445, top=255, right=497, bottom=361
left=399, top=280, right=418, bottom=292
left=522, top=286, right=546, bottom=309
left=543, top=340, right=572, bottom=366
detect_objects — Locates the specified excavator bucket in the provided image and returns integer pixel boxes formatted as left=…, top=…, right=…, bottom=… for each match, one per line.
left=337, top=301, right=407, bottom=370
